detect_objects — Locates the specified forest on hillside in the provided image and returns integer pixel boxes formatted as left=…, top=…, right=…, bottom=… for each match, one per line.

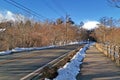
left=90, top=17, right=120, bottom=45
left=0, top=17, right=89, bottom=51
left=1, top=16, right=120, bottom=51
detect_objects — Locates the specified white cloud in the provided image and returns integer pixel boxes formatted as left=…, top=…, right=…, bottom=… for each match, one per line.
left=5, top=11, right=15, bottom=21
left=0, top=13, right=4, bottom=22
left=0, top=10, right=25, bottom=22
left=0, top=13, right=3, bottom=18
left=82, top=21, right=100, bottom=30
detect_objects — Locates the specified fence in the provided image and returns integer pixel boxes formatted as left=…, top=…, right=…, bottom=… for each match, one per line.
left=96, top=43, right=120, bottom=66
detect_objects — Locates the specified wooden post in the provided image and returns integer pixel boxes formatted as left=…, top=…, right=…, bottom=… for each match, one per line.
left=104, top=44, right=108, bottom=56
left=108, top=45, right=111, bottom=58
left=111, top=45, right=115, bottom=61
left=116, top=47, right=120, bottom=66
left=113, top=46, right=115, bottom=61
left=106, top=45, right=109, bottom=57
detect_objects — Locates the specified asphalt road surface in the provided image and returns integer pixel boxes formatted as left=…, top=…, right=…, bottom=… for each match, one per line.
left=0, top=44, right=81, bottom=80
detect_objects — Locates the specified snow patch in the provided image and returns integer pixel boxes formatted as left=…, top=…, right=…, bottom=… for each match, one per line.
left=0, top=28, right=6, bottom=32
left=0, top=51, right=12, bottom=55
left=45, top=43, right=93, bottom=80
left=0, top=45, right=56, bottom=56
left=0, top=41, right=92, bottom=56
left=68, top=41, right=89, bottom=45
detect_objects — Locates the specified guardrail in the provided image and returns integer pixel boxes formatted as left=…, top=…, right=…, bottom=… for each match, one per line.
left=96, top=43, right=120, bottom=66
left=20, top=46, right=84, bottom=80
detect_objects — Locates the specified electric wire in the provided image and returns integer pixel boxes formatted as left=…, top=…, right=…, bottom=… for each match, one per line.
left=4, top=0, right=49, bottom=20
left=52, top=0, right=67, bottom=15
left=43, top=0, right=62, bottom=16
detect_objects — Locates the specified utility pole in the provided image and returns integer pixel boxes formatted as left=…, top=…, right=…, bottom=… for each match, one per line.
left=65, top=14, right=69, bottom=44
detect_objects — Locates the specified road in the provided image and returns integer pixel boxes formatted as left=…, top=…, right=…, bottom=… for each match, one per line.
left=0, top=44, right=81, bottom=80
left=77, top=45, right=120, bottom=80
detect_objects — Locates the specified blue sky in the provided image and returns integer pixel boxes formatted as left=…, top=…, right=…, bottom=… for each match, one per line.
left=0, top=0, right=120, bottom=24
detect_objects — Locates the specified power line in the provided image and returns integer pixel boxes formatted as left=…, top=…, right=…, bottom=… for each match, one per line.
left=52, top=0, right=67, bottom=15
left=43, top=0, right=62, bottom=16
left=4, top=0, right=49, bottom=20
left=9, top=0, right=47, bottom=19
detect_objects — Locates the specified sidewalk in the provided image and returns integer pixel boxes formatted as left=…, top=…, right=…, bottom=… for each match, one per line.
left=76, top=45, right=120, bottom=80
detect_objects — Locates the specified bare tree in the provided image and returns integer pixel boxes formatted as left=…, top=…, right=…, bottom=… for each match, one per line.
left=107, top=0, right=120, bottom=8
left=56, top=18, right=64, bottom=25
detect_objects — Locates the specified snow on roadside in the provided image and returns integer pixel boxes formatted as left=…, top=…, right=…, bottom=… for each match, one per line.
left=45, top=43, right=93, bottom=80
left=0, top=28, right=6, bottom=32
left=68, top=41, right=89, bottom=45
left=0, top=41, right=90, bottom=56
left=0, top=51, right=12, bottom=55
left=0, top=45, right=55, bottom=56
